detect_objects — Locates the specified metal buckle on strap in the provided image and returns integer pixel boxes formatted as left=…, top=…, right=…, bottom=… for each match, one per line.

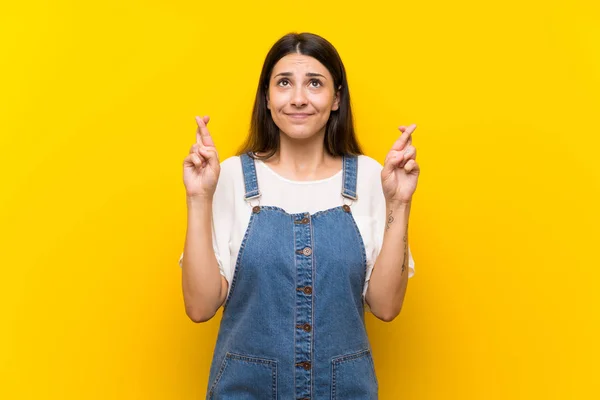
left=342, top=196, right=354, bottom=207
left=247, top=195, right=261, bottom=208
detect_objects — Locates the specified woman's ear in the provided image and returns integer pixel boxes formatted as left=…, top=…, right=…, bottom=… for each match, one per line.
left=331, top=86, right=341, bottom=111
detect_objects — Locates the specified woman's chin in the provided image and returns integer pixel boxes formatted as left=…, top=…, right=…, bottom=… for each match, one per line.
left=275, top=119, right=327, bottom=141
left=281, top=128, right=319, bottom=141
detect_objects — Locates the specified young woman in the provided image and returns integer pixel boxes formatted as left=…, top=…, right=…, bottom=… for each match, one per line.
left=180, top=32, right=419, bottom=399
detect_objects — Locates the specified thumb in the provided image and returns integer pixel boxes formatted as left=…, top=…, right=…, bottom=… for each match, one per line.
left=382, top=150, right=402, bottom=177
left=198, top=146, right=220, bottom=170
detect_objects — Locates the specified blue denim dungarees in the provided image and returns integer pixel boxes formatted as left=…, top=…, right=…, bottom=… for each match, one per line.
left=206, top=152, right=378, bottom=399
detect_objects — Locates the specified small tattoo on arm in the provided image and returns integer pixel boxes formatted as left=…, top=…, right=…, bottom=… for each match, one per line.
left=386, top=210, right=394, bottom=230
left=385, top=206, right=409, bottom=275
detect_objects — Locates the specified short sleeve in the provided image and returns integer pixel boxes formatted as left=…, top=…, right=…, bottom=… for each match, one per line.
left=362, top=160, right=415, bottom=313
left=178, top=158, right=236, bottom=284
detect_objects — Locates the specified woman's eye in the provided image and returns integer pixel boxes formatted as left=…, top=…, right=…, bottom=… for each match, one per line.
left=277, top=79, right=322, bottom=88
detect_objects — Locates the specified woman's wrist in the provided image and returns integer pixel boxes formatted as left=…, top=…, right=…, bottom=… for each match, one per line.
left=386, top=198, right=412, bottom=210
left=186, top=194, right=213, bottom=208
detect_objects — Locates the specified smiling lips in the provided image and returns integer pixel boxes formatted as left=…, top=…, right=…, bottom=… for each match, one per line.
left=286, top=113, right=313, bottom=120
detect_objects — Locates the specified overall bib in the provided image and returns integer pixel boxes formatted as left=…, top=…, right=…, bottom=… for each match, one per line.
left=206, top=152, right=378, bottom=399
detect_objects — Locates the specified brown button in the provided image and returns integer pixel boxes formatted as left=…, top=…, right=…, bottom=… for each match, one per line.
left=342, top=204, right=351, bottom=212
left=303, top=286, right=312, bottom=295
left=296, top=323, right=311, bottom=332
left=296, top=361, right=311, bottom=370
left=302, top=247, right=312, bottom=256
left=252, top=205, right=261, bottom=213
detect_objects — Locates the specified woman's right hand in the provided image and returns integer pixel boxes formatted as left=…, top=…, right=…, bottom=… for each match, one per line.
left=183, top=115, right=220, bottom=199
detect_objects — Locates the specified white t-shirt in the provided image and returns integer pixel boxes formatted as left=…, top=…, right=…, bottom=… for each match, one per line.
left=179, top=154, right=415, bottom=312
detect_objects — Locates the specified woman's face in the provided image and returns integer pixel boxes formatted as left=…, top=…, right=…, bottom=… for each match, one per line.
left=267, top=53, right=340, bottom=141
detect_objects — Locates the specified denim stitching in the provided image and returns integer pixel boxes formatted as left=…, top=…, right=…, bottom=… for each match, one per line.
left=331, top=356, right=336, bottom=399
left=349, top=212, right=368, bottom=310
left=309, top=214, right=315, bottom=399
left=273, top=360, right=277, bottom=399
left=226, top=352, right=277, bottom=364
left=210, top=352, right=278, bottom=399
left=292, top=216, right=297, bottom=396
left=247, top=205, right=363, bottom=219
left=367, top=351, right=379, bottom=389
left=223, top=212, right=257, bottom=309
left=346, top=212, right=368, bottom=273
left=331, top=348, right=373, bottom=399
left=241, top=152, right=261, bottom=200
left=253, top=204, right=344, bottom=218
left=332, top=348, right=370, bottom=364
left=208, top=353, right=229, bottom=399
left=341, top=154, right=359, bottom=200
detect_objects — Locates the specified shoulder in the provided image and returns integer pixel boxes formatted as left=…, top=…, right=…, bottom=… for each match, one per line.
left=220, top=155, right=241, bottom=171
left=354, top=154, right=385, bottom=209
left=352, top=155, right=386, bottom=226
left=218, top=155, right=243, bottom=180
left=357, top=154, right=383, bottom=173
left=356, top=154, right=384, bottom=190
left=212, top=155, right=243, bottom=194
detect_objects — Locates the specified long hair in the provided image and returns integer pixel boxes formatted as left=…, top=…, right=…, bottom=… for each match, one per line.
left=236, top=32, right=363, bottom=160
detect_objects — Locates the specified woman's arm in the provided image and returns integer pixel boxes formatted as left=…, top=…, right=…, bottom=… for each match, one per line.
left=181, top=116, right=230, bottom=323
left=368, top=123, right=419, bottom=321
left=181, top=196, right=228, bottom=323
left=364, top=200, right=411, bottom=322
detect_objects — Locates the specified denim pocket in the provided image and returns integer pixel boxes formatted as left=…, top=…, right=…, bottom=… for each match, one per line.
left=208, top=352, right=277, bottom=399
left=331, top=349, right=378, bottom=399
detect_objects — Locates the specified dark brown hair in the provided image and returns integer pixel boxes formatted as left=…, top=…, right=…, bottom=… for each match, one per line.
left=236, top=32, right=363, bottom=160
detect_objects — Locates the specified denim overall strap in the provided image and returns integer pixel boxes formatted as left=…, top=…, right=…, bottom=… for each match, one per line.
left=342, top=154, right=358, bottom=200
left=240, top=152, right=261, bottom=201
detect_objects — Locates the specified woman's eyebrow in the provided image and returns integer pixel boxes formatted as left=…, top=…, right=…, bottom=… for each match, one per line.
left=273, top=72, right=327, bottom=79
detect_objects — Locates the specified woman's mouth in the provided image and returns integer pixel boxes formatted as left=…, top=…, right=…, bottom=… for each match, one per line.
left=286, top=113, right=312, bottom=119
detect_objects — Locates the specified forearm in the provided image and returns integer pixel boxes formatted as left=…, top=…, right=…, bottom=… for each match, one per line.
left=365, top=201, right=411, bottom=321
left=181, top=196, right=224, bottom=322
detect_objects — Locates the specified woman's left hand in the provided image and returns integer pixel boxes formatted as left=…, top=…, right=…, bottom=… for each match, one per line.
left=381, top=124, right=420, bottom=205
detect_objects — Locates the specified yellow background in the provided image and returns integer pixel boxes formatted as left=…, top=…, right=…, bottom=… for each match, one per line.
left=1, top=0, right=598, bottom=398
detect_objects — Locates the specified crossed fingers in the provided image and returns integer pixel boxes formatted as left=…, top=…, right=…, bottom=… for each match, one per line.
left=190, top=115, right=219, bottom=167
left=385, top=124, right=417, bottom=167
left=196, top=115, right=215, bottom=148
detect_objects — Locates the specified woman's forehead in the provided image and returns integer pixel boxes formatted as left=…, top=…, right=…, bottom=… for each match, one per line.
left=271, top=54, right=330, bottom=76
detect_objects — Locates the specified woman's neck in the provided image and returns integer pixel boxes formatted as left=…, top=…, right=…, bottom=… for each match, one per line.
left=259, top=131, right=342, bottom=181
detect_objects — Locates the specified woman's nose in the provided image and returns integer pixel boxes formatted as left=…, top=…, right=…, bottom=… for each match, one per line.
left=291, top=87, right=308, bottom=107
